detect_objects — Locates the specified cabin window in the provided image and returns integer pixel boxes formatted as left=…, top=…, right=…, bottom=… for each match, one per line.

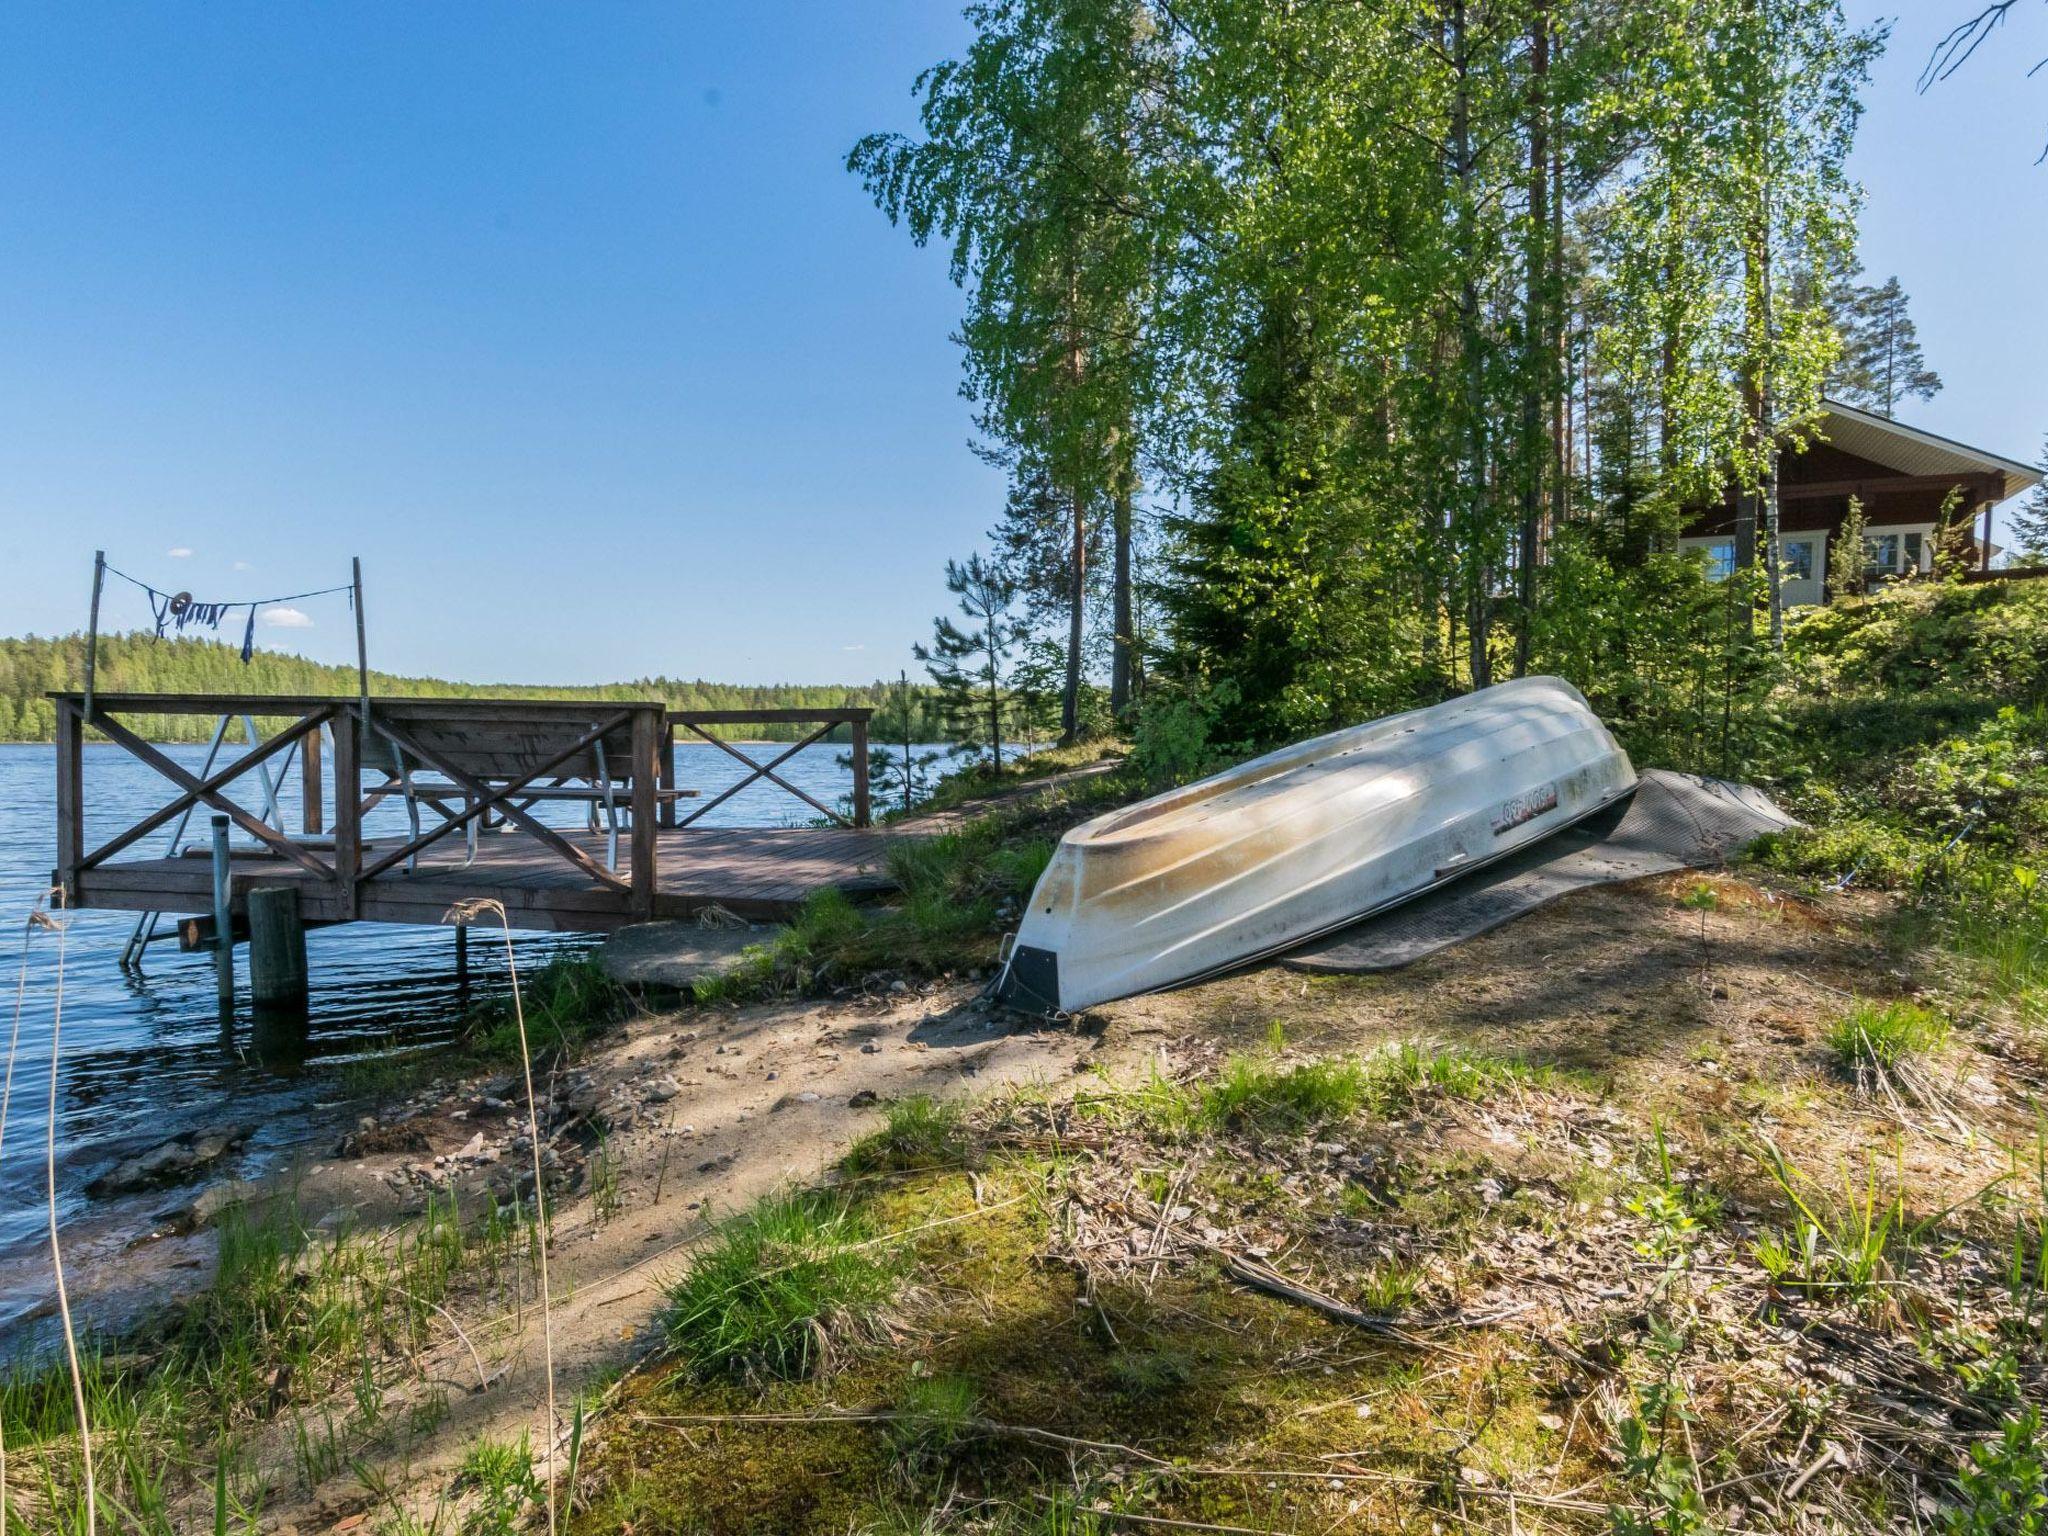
left=1699, top=539, right=1736, bottom=580
left=1862, top=525, right=1934, bottom=578
left=1782, top=538, right=1816, bottom=581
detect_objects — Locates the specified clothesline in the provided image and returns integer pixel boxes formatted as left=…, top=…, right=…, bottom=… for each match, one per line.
left=101, top=563, right=354, bottom=609
left=100, top=561, right=356, bottom=660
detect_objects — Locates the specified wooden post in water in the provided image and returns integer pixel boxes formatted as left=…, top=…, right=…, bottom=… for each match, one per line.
left=247, top=886, right=308, bottom=1011
left=454, top=922, right=470, bottom=993
left=210, top=814, right=234, bottom=1008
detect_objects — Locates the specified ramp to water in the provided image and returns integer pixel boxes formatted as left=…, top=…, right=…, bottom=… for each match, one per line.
left=1279, top=769, right=1797, bottom=975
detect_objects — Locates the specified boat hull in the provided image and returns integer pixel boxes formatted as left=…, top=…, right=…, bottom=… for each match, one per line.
left=995, top=676, right=1636, bottom=1014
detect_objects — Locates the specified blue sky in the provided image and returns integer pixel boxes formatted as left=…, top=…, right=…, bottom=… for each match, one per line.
left=0, top=2, right=2042, bottom=686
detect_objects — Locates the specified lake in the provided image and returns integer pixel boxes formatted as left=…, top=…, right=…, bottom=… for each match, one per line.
left=0, top=734, right=956, bottom=1341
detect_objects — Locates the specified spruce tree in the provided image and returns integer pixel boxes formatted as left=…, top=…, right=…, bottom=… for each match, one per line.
left=2012, top=432, right=2048, bottom=564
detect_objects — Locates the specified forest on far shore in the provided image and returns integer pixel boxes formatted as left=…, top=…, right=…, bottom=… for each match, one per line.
left=0, top=632, right=953, bottom=745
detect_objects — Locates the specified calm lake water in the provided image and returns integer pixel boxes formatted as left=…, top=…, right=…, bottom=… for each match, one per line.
left=0, top=734, right=954, bottom=1341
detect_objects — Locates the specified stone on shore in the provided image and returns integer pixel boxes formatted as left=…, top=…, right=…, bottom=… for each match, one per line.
left=89, top=1125, right=253, bottom=1196
left=597, top=921, right=780, bottom=991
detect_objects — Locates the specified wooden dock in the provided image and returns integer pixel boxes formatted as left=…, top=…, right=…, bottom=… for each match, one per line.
left=51, top=692, right=894, bottom=936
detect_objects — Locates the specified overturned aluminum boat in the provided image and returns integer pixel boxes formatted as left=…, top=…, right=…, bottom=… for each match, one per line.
left=995, top=676, right=1636, bottom=1014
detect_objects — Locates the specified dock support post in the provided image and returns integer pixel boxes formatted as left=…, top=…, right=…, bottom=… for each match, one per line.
left=210, top=814, right=234, bottom=1008
left=455, top=921, right=470, bottom=992
left=851, top=713, right=871, bottom=828
left=248, top=886, right=309, bottom=1012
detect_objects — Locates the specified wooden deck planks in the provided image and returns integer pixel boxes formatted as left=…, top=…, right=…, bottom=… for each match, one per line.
left=68, top=824, right=904, bottom=932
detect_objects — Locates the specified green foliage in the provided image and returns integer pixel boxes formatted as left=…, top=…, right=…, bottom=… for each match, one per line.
left=661, top=1191, right=898, bottom=1383
left=0, top=1189, right=534, bottom=1531
left=1948, top=1408, right=2047, bottom=1536
left=1826, top=999, right=1951, bottom=1073
left=1784, top=580, right=2048, bottom=705
left=917, top=553, right=1029, bottom=771
left=1128, top=678, right=1236, bottom=787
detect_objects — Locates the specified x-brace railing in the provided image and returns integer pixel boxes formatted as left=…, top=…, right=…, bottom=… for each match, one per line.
left=356, top=709, right=638, bottom=891
left=76, top=704, right=341, bottom=881
left=674, top=719, right=847, bottom=827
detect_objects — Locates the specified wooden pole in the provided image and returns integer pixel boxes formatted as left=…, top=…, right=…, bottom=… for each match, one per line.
left=302, top=724, right=324, bottom=836
left=851, top=713, right=871, bottom=828
left=211, top=814, right=234, bottom=1008
left=658, top=718, right=678, bottom=829
left=332, top=716, right=360, bottom=921
left=455, top=922, right=470, bottom=991
left=352, top=557, right=370, bottom=719
left=55, top=699, right=83, bottom=903
left=247, top=886, right=308, bottom=1011
left=83, top=551, right=105, bottom=726
left=630, top=706, right=659, bottom=920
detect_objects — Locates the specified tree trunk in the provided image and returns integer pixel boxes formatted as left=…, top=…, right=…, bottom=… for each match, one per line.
left=1514, top=0, right=1550, bottom=679
left=1752, top=204, right=1783, bottom=647
left=1110, top=450, right=1136, bottom=718
left=1060, top=262, right=1088, bottom=744
left=1550, top=143, right=1568, bottom=527
left=1452, top=0, right=1491, bottom=691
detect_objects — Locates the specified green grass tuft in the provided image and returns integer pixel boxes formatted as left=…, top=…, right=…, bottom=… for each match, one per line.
left=843, top=1096, right=970, bottom=1177
left=662, top=1191, right=899, bottom=1382
left=1199, top=1054, right=1373, bottom=1131
left=1826, top=998, right=1951, bottom=1073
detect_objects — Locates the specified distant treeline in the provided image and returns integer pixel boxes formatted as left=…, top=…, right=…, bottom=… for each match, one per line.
left=0, top=633, right=951, bottom=744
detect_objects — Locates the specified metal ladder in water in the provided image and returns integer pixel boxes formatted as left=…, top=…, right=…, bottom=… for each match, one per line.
left=116, top=713, right=320, bottom=973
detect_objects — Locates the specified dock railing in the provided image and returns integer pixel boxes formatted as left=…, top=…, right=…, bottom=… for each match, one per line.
left=51, top=694, right=875, bottom=927
left=52, top=694, right=673, bottom=920
left=664, top=708, right=872, bottom=830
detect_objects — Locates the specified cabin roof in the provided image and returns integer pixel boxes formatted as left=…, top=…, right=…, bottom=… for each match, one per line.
left=1816, top=398, right=2041, bottom=501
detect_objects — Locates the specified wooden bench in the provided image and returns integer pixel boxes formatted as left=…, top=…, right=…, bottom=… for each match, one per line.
left=356, top=705, right=693, bottom=876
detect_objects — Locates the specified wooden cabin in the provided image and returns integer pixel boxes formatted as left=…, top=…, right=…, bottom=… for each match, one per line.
left=1680, top=400, right=2042, bottom=606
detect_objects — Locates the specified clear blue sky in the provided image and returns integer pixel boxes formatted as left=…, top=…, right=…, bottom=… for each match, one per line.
left=0, top=2, right=2042, bottom=686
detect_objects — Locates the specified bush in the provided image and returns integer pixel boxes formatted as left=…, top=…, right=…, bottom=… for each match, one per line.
left=1130, top=679, right=1238, bottom=787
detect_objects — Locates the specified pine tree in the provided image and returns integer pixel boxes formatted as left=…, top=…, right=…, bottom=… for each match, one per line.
left=916, top=555, right=1026, bottom=770
left=1828, top=273, right=1941, bottom=417
left=2012, top=432, right=2048, bottom=564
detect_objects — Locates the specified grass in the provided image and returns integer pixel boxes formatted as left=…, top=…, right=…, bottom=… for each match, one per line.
left=660, top=1191, right=901, bottom=1383
left=1123, top=1040, right=1563, bottom=1138
left=0, top=1190, right=541, bottom=1533
left=339, top=950, right=629, bottom=1098
left=842, top=1096, right=969, bottom=1178
left=895, top=738, right=1128, bottom=821
left=1827, top=998, right=1952, bottom=1074
left=457, top=1434, right=541, bottom=1536
left=693, top=810, right=1073, bottom=1003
